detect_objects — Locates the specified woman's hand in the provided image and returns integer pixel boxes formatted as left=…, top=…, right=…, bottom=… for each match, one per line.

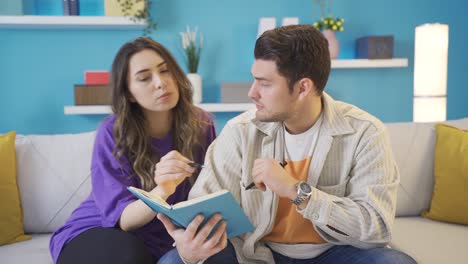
left=152, top=150, right=196, bottom=199
left=120, top=151, right=195, bottom=232
left=157, top=213, right=228, bottom=263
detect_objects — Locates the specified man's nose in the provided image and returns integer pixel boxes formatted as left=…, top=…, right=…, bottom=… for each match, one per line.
left=248, top=83, right=258, bottom=99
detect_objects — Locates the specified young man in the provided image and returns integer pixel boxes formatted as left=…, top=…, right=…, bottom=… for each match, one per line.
left=159, top=25, right=416, bottom=264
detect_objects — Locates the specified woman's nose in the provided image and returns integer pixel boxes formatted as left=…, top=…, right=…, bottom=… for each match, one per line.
left=152, top=73, right=162, bottom=89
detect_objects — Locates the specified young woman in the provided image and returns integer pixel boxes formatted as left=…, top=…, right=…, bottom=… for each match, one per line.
left=49, top=37, right=216, bottom=264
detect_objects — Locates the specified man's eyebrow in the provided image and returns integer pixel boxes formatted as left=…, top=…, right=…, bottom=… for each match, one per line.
left=253, top=76, right=270, bottom=81
left=134, top=61, right=167, bottom=75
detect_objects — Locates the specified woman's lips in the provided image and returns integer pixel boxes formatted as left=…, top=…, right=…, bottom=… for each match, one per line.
left=157, top=92, right=171, bottom=100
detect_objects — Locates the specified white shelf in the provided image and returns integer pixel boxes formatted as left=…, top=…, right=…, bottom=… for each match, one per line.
left=0, top=15, right=145, bottom=29
left=63, top=58, right=407, bottom=116
left=331, top=58, right=408, bottom=68
left=64, top=103, right=255, bottom=115
left=65, top=105, right=111, bottom=115
left=197, top=103, right=254, bottom=112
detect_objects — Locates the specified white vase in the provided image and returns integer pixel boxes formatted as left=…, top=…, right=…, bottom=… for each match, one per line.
left=187, top=73, right=202, bottom=104
left=322, top=29, right=340, bottom=59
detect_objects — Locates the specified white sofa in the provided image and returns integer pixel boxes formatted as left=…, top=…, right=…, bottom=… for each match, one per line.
left=0, top=132, right=95, bottom=264
left=386, top=118, right=468, bottom=264
left=0, top=118, right=467, bottom=264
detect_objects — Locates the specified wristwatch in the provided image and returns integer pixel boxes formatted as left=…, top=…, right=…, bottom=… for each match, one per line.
left=291, top=181, right=313, bottom=205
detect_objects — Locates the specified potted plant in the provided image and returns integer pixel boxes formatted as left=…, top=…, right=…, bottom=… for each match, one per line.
left=114, top=0, right=157, bottom=35
left=180, top=26, right=203, bottom=104
left=312, top=0, right=345, bottom=59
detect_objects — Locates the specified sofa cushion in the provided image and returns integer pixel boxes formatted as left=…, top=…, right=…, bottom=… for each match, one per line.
left=386, top=118, right=468, bottom=216
left=391, top=217, right=468, bottom=264
left=0, top=131, right=31, bottom=245
left=422, top=124, right=468, bottom=224
left=0, top=234, right=52, bottom=263
left=15, top=131, right=95, bottom=233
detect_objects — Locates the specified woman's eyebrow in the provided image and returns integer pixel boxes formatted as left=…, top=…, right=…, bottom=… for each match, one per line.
left=134, top=61, right=167, bottom=75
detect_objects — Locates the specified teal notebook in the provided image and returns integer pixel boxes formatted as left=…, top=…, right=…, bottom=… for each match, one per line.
left=127, top=187, right=254, bottom=238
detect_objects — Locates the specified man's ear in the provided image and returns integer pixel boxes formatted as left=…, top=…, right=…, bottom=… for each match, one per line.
left=297, top=78, right=316, bottom=99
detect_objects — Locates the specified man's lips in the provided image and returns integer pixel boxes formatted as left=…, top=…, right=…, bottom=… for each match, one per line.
left=254, top=103, right=264, bottom=110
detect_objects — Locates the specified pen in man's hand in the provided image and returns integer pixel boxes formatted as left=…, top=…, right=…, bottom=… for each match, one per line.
left=244, top=182, right=256, bottom=190
left=188, top=162, right=205, bottom=169
left=244, top=160, right=286, bottom=190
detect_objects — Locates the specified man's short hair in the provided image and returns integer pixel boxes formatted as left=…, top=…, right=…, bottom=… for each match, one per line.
left=254, top=25, right=331, bottom=95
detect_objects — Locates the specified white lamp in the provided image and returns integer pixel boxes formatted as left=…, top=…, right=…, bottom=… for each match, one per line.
left=413, top=23, right=449, bottom=122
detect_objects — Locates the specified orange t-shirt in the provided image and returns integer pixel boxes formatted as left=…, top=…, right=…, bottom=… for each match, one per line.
left=263, top=116, right=326, bottom=244
left=263, top=157, right=326, bottom=243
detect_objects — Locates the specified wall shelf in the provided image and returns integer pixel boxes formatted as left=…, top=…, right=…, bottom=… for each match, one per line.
left=0, top=15, right=144, bottom=29
left=64, top=103, right=255, bottom=115
left=63, top=58, right=408, bottom=115
left=331, top=58, right=408, bottom=68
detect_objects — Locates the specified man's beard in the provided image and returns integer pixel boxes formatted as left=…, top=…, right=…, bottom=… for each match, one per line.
left=255, top=109, right=290, bottom=122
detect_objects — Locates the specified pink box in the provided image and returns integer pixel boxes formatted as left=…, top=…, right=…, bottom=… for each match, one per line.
left=85, top=71, right=110, bottom=85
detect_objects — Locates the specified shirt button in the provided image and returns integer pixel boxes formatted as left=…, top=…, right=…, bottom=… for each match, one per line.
left=312, top=213, right=319, bottom=220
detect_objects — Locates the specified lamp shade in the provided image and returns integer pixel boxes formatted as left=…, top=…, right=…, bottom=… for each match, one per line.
left=414, top=97, right=446, bottom=122
left=413, top=23, right=449, bottom=122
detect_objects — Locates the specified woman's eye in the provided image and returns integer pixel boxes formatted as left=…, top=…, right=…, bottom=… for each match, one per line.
left=138, top=77, right=150, bottom=82
left=160, top=69, right=169, bottom=74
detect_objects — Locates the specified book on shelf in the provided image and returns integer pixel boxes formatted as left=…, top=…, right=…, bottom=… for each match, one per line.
left=74, top=84, right=111, bottom=105
left=127, top=186, right=255, bottom=238
left=69, top=0, right=80, bottom=16
left=63, top=0, right=70, bottom=16
left=63, top=0, right=80, bottom=16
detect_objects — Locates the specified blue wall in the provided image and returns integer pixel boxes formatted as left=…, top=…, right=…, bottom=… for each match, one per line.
left=1, top=0, right=467, bottom=135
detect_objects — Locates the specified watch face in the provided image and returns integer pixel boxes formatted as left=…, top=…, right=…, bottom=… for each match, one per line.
left=300, top=182, right=312, bottom=193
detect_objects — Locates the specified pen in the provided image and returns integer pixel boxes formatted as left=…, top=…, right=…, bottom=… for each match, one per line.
left=244, top=182, right=256, bottom=190
left=188, top=162, right=205, bottom=169
left=245, top=161, right=286, bottom=190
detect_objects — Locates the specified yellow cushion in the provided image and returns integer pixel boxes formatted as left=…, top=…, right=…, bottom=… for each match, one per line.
left=0, top=131, right=31, bottom=245
left=422, top=124, right=468, bottom=225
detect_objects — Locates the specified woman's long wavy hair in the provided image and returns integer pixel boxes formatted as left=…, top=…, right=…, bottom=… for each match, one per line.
left=111, top=37, right=207, bottom=191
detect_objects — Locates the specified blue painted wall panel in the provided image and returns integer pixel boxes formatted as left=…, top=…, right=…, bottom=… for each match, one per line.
left=1, top=0, right=467, bottom=134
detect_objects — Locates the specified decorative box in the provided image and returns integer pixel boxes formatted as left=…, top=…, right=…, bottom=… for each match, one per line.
left=221, top=82, right=252, bottom=103
left=74, top=84, right=112, bottom=105
left=0, top=1, right=23, bottom=15
left=85, top=71, right=110, bottom=85
left=356, top=36, right=394, bottom=59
